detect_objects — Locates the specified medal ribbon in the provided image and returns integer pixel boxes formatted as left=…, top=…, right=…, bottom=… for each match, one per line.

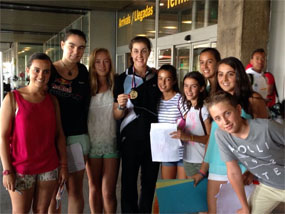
left=132, top=67, right=137, bottom=89
left=129, top=67, right=157, bottom=116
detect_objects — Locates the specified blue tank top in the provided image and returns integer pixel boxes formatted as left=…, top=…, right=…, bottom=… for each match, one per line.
left=204, top=109, right=252, bottom=175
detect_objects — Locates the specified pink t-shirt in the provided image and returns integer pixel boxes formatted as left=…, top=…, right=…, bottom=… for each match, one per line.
left=11, top=90, right=59, bottom=174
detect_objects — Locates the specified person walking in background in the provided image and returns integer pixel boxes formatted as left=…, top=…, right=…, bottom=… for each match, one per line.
left=48, top=29, right=90, bottom=213
left=113, top=36, right=161, bottom=213
left=0, top=53, right=67, bottom=213
left=87, top=48, right=119, bottom=214
left=157, top=64, right=187, bottom=180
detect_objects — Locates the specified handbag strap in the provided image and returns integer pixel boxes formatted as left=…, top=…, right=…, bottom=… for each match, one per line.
left=265, top=72, right=280, bottom=103
left=178, top=96, right=207, bottom=135
left=199, top=107, right=207, bottom=135
left=8, top=91, right=16, bottom=135
left=9, top=91, right=16, bottom=115
left=177, top=96, right=189, bottom=118
left=274, top=81, right=280, bottom=103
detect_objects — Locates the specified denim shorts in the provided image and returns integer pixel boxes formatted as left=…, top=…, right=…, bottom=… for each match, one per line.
left=162, top=159, right=184, bottom=167
left=15, top=168, right=58, bottom=191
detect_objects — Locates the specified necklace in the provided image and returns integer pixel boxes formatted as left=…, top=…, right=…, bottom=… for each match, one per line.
left=61, top=60, right=76, bottom=76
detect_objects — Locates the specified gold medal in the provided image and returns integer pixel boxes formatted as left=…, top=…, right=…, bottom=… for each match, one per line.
left=129, top=89, right=138, bottom=99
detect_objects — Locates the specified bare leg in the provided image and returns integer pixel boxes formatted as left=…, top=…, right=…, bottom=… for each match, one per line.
left=9, top=186, right=35, bottom=214
left=177, top=166, right=187, bottom=179
left=86, top=158, right=103, bottom=214
left=161, top=165, right=177, bottom=179
left=207, top=180, right=227, bottom=214
left=33, top=179, right=58, bottom=214
left=48, top=184, right=61, bottom=214
left=102, top=158, right=120, bottom=214
left=66, top=169, right=85, bottom=213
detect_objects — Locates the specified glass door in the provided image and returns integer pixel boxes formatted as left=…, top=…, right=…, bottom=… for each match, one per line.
left=158, top=47, right=172, bottom=68
left=157, top=42, right=214, bottom=89
left=191, top=43, right=210, bottom=71
left=176, top=46, right=190, bottom=88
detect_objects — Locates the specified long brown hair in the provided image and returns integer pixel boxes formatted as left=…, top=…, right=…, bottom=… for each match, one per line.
left=89, top=48, right=115, bottom=96
left=214, top=57, right=253, bottom=114
left=182, top=71, right=208, bottom=110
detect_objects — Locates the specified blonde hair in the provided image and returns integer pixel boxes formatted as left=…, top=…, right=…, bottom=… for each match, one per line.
left=89, top=48, right=115, bottom=96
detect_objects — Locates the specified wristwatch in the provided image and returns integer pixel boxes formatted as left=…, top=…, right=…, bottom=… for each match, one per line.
left=2, top=170, right=13, bottom=175
left=118, top=105, right=126, bottom=111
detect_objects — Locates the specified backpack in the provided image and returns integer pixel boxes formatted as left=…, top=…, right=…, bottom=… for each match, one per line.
left=268, top=80, right=284, bottom=120
left=247, top=73, right=267, bottom=99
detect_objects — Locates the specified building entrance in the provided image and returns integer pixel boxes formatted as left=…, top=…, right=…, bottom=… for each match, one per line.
left=157, top=40, right=216, bottom=88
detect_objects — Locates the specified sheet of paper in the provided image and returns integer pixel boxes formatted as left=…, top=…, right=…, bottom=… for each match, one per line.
left=150, top=123, right=182, bottom=162
left=216, top=182, right=255, bottom=214
left=66, top=143, right=85, bottom=173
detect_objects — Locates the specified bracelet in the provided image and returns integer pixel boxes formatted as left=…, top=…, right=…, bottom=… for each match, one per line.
left=190, top=134, right=194, bottom=141
left=2, top=170, right=13, bottom=175
left=118, top=105, right=126, bottom=111
left=198, top=169, right=207, bottom=177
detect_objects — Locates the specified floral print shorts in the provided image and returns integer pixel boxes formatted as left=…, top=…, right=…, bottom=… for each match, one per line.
left=15, top=168, right=58, bottom=191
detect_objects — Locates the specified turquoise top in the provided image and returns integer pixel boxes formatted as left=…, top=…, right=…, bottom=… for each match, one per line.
left=204, top=109, right=252, bottom=175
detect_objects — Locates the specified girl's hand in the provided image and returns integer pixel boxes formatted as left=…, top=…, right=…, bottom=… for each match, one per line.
left=3, top=173, right=16, bottom=191
left=242, top=171, right=254, bottom=185
left=191, top=173, right=204, bottom=187
left=170, top=130, right=190, bottom=141
left=58, top=168, right=68, bottom=186
left=117, top=94, right=129, bottom=109
left=237, top=206, right=250, bottom=214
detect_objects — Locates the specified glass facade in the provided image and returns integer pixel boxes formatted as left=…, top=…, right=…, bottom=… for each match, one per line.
left=158, top=48, right=172, bottom=68
left=2, top=43, right=43, bottom=89
left=117, top=0, right=218, bottom=72
left=44, top=34, right=61, bottom=63
left=192, top=43, right=210, bottom=71
left=2, top=48, right=15, bottom=88
left=176, top=46, right=190, bottom=87
left=157, top=0, right=218, bottom=37
left=117, top=3, right=156, bottom=47
left=17, top=44, right=43, bottom=83
left=1, top=0, right=218, bottom=96
left=44, top=13, right=90, bottom=67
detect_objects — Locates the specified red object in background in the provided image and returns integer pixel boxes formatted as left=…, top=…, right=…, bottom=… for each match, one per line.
left=19, top=72, right=25, bottom=78
left=245, top=63, right=253, bottom=70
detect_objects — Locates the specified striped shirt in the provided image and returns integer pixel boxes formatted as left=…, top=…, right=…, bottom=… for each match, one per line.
left=158, top=93, right=182, bottom=123
left=157, top=93, right=188, bottom=160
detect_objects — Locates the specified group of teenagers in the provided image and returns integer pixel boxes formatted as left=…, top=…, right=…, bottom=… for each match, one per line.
left=0, top=28, right=284, bottom=214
